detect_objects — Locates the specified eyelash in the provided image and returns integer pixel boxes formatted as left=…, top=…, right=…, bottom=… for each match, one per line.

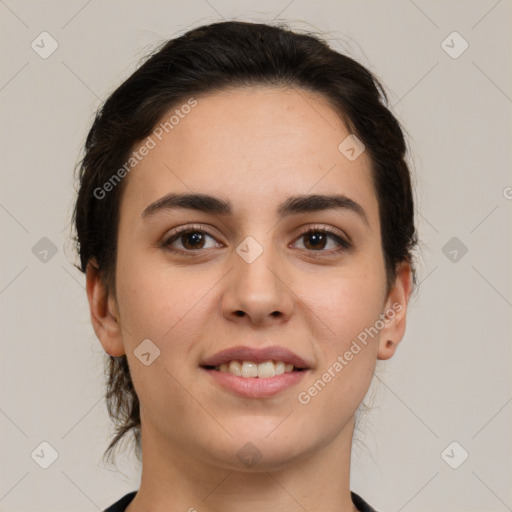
left=162, top=223, right=351, bottom=255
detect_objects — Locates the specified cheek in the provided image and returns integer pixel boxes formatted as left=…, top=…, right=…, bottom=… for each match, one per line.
left=296, top=270, right=382, bottom=419
left=305, top=260, right=386, bottom=351
left=115, top=263, right=207, bottom=426
left=115, top=247, right=193, bottom=337
left=114, top=252, right=220, bottom=382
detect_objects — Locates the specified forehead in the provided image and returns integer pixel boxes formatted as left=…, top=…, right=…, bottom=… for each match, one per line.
left=119, top=86, right=378, bottom=224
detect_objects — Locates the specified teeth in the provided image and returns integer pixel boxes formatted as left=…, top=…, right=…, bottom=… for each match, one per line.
left=257, top=361, right=275, bottom=378
left=241, top=361, right=258, bottom=378
left=216, top=360, right=297, bottom=378
left=228, top=360, right=242, bottom=376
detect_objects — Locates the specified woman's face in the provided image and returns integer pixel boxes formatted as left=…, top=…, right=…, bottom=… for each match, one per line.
left=89, top=86, right=410, bottom=471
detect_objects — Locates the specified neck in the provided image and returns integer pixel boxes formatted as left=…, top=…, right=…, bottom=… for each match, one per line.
left=126, top=416, right=359, bottom=512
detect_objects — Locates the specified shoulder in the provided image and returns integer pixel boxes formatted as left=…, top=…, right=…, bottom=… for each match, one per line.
left=351, top=490, right=381, bottom=512
left=103, top=491, right=137, bottom=512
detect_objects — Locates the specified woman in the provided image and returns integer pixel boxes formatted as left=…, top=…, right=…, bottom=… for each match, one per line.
left=73, top=20, right=416, bottom=512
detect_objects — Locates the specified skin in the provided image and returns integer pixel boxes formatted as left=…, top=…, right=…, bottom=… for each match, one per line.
left=86, top=86, right=412, bottom=512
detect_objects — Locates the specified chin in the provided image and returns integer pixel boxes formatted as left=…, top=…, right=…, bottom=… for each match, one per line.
left=212, top=439, right=312, bottom=473
left=204, top=417, right=316, bottom=471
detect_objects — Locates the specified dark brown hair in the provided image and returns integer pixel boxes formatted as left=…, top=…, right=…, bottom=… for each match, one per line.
left=72, top=20, right=417, bottom=465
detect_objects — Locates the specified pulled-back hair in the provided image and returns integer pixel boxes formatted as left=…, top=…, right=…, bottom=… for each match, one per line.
left=72, top=20, right=417, bottom=465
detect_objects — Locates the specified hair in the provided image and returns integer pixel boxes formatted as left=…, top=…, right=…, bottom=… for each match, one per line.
left=72, top=20, right=418, bottom=466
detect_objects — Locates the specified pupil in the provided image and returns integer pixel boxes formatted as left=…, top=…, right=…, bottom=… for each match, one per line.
left=184, top=232, right=204, bottom=249
left=306, top=232, right=326, bottom=250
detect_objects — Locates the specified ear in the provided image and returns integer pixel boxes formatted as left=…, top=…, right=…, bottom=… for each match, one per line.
left=377, top=261, right=413, bottom=360
left=85, top=259, right=126, bottom=357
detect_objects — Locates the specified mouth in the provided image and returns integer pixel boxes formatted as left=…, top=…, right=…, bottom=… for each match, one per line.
left=200, top=345, right=311, bottom=398
left=203, top=360, right=306, bottom=378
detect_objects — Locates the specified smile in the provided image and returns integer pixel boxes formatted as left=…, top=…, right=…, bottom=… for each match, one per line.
left=201, top=345, right=311, bottom=398
left=213, top=360, right=300, bottom=378
left=202, top=367, right=309, bottom=398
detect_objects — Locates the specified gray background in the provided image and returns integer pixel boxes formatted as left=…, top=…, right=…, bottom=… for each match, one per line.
left=1, top=1, right=511, bottom=511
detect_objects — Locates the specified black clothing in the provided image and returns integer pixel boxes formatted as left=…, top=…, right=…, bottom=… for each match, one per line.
left=104, top=490, right=379, bottom=511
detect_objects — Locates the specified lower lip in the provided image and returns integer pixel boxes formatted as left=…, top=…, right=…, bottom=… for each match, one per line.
left=203, top=368, right=309, bottom=398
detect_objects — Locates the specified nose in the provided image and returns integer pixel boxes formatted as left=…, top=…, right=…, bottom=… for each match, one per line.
left=221, top=239, right=293, bottom=327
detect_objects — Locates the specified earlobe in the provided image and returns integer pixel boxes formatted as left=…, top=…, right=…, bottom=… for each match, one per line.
left=377, top=262, right=413, bottom=360
left=85, top=259, right=126, bottom=357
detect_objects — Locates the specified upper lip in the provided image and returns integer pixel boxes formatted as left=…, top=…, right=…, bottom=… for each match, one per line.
left=201, top=345, right=311, bottom=369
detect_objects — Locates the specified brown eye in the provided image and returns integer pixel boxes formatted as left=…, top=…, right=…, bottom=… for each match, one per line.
left=293, top=228, right=351, bottom=253
left=302, top=231, right=328, bottom=250
left=179, top=231, right=207, bottom=250
left=163, top=227, right=220, bottom=252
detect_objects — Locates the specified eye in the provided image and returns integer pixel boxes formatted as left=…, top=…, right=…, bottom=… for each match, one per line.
left=161, top=224, right=351, bottom=255
left=162, top=225, right=222, bottom=252
left=292, top=225, right=351, bottom=253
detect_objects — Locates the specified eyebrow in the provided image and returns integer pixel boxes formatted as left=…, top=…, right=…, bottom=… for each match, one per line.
left=141, top=192, right=369, bottom=226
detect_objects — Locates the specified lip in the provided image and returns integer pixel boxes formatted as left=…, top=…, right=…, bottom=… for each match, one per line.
left=200, top=345, right=311, bottom=399
left=203, top=368, right=309, bottom=398
left=200, top=345, right=310, bottom=369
